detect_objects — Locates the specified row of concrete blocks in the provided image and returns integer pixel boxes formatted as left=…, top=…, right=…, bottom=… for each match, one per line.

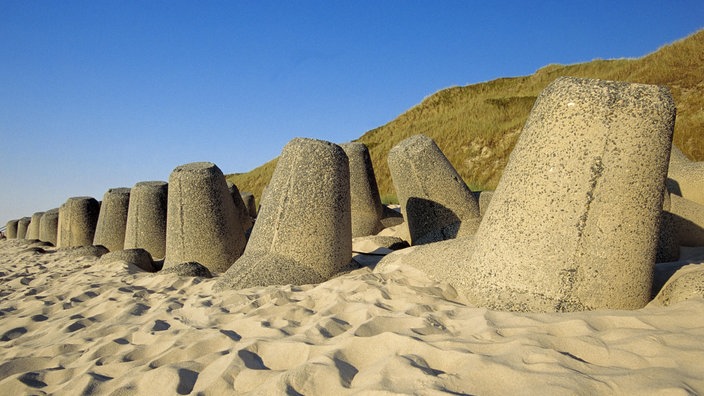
left=4, top=179, right=258, bottom=261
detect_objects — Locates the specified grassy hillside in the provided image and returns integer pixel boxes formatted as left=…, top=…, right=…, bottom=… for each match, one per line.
left=228, top=29, right=704, bottom=204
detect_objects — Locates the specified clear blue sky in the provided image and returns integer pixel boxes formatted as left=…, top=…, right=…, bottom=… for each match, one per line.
left=1, top=1, right=702, bottom=225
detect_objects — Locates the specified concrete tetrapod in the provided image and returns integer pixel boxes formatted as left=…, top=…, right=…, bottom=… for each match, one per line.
left=667, top=146, right=704, bottom=206
left=26, top=212, right=44, bottom=240
left=163, top=162, right=246, bottom=273
left=39, top=209, right=59, bottom=246
left=377, top=77, right=676, bottom=312
left=228, top=182, right=254, bottom=235
left=240, top=192, right=257, bottom=218
left=341, top=142, right=384, bottom=238
left=387, top=134, right=481, bottom=245
left=94, top=188, right=131, bottom=252
left=16, top=217, right=31, bottom=239
left=5, top=220, right=18, bottom=239
left=215, top=138, right=352, bottom=290
left=57, top=197, right=101, bottom=248
left=124, top=181, right=168, bottom=260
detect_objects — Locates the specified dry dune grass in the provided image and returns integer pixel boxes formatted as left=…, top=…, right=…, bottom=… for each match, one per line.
left=228, top=29, right=704, bottom=204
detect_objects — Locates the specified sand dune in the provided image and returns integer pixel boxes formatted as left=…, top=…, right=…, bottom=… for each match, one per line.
left=1, top=238, right=704, bottom=394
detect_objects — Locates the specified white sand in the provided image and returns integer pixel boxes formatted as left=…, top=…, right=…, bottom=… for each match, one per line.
left=1, top=238, right=704, bottom=394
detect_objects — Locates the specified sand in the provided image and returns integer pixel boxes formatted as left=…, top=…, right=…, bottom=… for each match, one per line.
left=1, top=238, right=704, bottom=395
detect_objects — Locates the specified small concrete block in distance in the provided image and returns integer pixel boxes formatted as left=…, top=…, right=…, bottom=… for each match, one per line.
left=667, top=146, right=704, bottom=206
left=5, top=220, right=19, bottom=239
left=466, top=76, right=675, bottom=312
left=387, top=134, right=481, bottom=245
left=228, top=182, right=254, bottom=234
left=57, top=197, right=101, bottom=248
left=215, top=137, right=352, bottom=290
left=17, top=217, right=31, bottom=239
left=240, top=192, right=257, bottom=218
left=124, top=181, right=168, bottom=260
left=656, top=192, right=679, bottom=263
left=163, top=162, right=246, bottom=273
left=341, top=142, right=385, bottom=238
left=94, top=188, right=131, bottom=252
left=39, top=209, right=60, bottom=246
left=99, top=248, right=156, bottom=272
left=26, top=212, right=44, bottom=240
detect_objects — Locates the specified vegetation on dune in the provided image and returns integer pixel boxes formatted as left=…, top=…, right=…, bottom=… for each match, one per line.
left=228, top=29, right=704, bottom=204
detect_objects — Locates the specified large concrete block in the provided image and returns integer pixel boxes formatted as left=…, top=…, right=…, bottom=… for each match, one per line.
left=57, top=197, right=101, bottom=248
left=387, top=134, right=481, bottom=245
left=667, top=146, right=704, bottom=206
left=216, top=138, right=352, bottom=290
left=93, top=188, right=131, bottom=252
left=124, top=181, right=168, bottom=260
left=163, top=162, right=246, bottom=273
left=39, top=209, right=59, bottom=246
left=5, top=220, right=18, bottom=239
left=240, top=192, right=257, bottom=218
left=378, top=77, right=676, bottom=312
left=228, top=182, right=254, bottom=234
left=16, top=217, right=31, bottom=239
left=26, top=212, right=44, bottom=240
left=341, top=142, right=384, bottom=238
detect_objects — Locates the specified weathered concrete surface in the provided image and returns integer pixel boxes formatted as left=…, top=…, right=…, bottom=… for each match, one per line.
left=99, top=248, right=156, bottom=272
left=5, top=220, right=19, bottom=239
left=57, top=197, right=101, bottom=248
left=26, top=212, right=44, bottom=240
left=124, top=181, right=168, bottom=260
left=94, top=188, right=131, bottom=252
left=39, top=209, right=59, bottom=246
left=667, top=146, right=704, bottom=206
left=378, top=77, right=676, bottom=312
left=216, top=138, right=352, bottom=290
left=163, top=162, right=246, bottom=273
left=240, top=192, right=257, bottom=218
left=668, top=193, right=704, bottom=247
left=16, top=217, right=31, bottom=239
left=228, top=182, right=254, bottom=235
left=387, top=134, right=481, bottom=245
left=341, top=142, right=385, bottom=238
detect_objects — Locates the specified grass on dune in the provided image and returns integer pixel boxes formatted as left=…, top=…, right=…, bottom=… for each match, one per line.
left=228, top=29, right=704, bottom=204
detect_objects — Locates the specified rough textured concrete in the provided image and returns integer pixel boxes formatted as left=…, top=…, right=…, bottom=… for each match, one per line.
left=668, top=193, right=704, bottom=247
left=99, top=248, right=156, bottom=272
left=216, top=138, right=352, bottom=290
left=478, top=190, right=494, bottom=217
left=163, top=162, right=246, bottom=273
left=240, top=192, right=257, bottom=218
left=378, top=77, right=676, bottom=312
left=57, top=197, right=101, bottom=248
left=26, top=212, right=44, bottom=240
left=387, top=134, right=481, bottom=245
left=655, top=264, right=704, bottom=306
left=656, top=192, right=680, bottom=263
left=228, top=182, right=254, bottom=234
left=160, top=261, right=213, bottom=278
left=39, top=209, right=59, bottom=246
left=341, top=142, right=385, bottom=238
left=667, top=146, right=704, bottom=206
left=124, top=181, right=168, bottom=259
left=5, top=220, right=19, bottom=239
left=93, top=188, right=131, bottom=252
left=60, top=245, right=109, bottom=258
left=16, top=217, right=31, bottom=239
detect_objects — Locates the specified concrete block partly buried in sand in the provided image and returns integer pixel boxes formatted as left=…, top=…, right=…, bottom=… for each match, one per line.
left=667, top=146, right=704, bottom=206
left=39, top=209, right=59, bottom=245
left=228, top=182, right=254, bottom=234
left=93, top=188, right=131, bottom=252
left=387, top=134, right=481, bottom=245
left=57, top=197, right=101, bottom=248
left=163, top=162, right=246, bottom=273
left=26, top=212, right=44, bottom=240
left=341, top=142, right=384, bottom=237
left=5, top=220, right=19, bottom=239
left=17, top=217, right=31, bottom=239
left=378, top=77, right=676, bottom=312
left=215, top=138, right=352, bottom=290
left=124, top=181, right=168, bottom=260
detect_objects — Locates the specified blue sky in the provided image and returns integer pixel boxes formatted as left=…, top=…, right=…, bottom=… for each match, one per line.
left=1, top=1, right=702, bottom=225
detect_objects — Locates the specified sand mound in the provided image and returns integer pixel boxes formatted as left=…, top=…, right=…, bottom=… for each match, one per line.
left=1, top=239, right=703, bottom=394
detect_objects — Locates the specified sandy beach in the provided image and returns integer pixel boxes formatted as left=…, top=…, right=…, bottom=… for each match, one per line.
left=1, top=237, right=704, bottom=395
